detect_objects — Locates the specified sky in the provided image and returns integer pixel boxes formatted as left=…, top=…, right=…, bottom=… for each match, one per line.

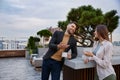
left=0, top=0, right=120, bottom=41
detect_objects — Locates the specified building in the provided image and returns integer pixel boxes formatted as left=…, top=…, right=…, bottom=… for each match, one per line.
left=0, top=38, right=27, bottom=50
left=48, top=27, right=62, bottom=34
left=113, top=41, right=120, bottom=46
left=0, top=41, right=3, bottom=50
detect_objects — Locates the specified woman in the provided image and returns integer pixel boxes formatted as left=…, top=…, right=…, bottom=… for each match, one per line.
left=83, top=25, right=116, bottom=80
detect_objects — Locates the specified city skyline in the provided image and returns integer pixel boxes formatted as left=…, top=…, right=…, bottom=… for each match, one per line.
left=0, top=0, right=120, bottom=40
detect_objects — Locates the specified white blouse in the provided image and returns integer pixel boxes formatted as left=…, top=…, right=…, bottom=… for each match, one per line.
left=89, top=40, right=116, bottom=80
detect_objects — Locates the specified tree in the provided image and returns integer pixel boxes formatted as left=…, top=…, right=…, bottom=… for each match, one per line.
left=37, top=29, right=52, bottom=47
left=58, top=5, right=119, bottom=47
left=104, top=10, right=119, bottom=41
left=33, top=37, right=40, bottom=47
left=27, top=36, right=35, bottom=49
left=33, top=37, right=40, bottom=42
left=27, top=36, right=37, bottom=54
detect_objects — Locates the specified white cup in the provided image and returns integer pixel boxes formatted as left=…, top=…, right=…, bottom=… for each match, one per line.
left=62, top=52, right=68, bottom=57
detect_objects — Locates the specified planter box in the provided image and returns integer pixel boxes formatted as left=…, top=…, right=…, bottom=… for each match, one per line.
left=32, top=57, right=43, bottom=68
left=38, top=48, right=48, bottom=57
left=25, top=50, right=30, bottom=59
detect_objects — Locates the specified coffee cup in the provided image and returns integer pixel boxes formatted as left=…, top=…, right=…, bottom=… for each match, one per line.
left=62, top=52, right=68, bottom=57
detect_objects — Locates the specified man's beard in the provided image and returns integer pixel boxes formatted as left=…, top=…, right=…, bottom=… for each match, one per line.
left=67, top=30, right=74, bottom=35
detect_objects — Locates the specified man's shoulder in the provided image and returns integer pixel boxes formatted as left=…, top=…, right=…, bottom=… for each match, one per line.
left=70, top=35, right=77, bottom=42
left=54, top=31, right=63, bottom=34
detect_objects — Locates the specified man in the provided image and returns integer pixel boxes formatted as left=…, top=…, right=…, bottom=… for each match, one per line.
left=41, top=22, right=78, bottom=80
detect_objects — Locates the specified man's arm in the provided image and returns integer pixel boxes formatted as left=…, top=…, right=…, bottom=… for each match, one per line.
left=49, top=31, right=59, bottom=50
left=71, top=38, right=77, bottom=59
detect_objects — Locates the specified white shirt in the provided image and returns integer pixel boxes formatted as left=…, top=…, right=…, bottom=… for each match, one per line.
left=89, top=40, right=116, bottom=80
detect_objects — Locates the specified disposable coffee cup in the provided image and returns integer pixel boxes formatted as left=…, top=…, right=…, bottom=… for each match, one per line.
left=62, top=52, right=68, bottom=57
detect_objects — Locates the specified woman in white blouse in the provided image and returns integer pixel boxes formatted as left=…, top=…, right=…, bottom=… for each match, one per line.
left=83, top=25, right=116, bottom=80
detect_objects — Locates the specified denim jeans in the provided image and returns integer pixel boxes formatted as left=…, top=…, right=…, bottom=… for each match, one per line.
left=41, top=58, right=63, bottom=80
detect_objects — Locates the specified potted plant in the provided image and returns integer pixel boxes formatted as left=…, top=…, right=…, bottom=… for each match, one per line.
left=34, top=37, right=40, bottom=47
left=25, top=36, right=37, bottom=60
left=25, top=46, right=30, bottom=59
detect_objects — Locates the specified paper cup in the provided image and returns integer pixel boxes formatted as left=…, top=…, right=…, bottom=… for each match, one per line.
left=62, top=52, right=68, bottom=57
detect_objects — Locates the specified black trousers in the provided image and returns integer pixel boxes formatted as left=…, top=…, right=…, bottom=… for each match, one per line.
left=41, top=58, right=63, bottom=80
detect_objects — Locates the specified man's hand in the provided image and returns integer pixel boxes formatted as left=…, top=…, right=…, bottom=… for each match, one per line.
left=67, top=53, right=71, bottom=59
left=57, top=42, right=69, bottom=49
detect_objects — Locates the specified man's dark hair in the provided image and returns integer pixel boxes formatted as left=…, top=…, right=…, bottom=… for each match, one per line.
left=69, top=21, right=79, bottom=34
left=69, top=21, right=79, bottom=30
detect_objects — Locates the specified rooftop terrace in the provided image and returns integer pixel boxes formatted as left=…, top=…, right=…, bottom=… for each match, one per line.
left=0, top=57, right=63, bottom=80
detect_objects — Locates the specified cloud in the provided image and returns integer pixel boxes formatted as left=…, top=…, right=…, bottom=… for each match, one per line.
left=0, top=13, right=58, bottom=37
left=0, top=0, right=120, bottom=38
left=1, top=0, right=119, bottom=19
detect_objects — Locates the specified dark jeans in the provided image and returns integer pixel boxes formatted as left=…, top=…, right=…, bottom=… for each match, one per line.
left=41, top=58, right=63, bottom=80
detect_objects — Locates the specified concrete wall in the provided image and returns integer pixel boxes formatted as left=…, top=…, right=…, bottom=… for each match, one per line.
left=38, top=48, right=48, bottom=57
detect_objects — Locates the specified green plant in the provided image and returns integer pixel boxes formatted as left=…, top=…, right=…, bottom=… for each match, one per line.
left=27, top=36, right=37, bottom=54
left=34, top=37, right=40, bottom=42
left=29, top=49, right=33, bottom=54
left=37, top=29, right=52, bottom=47
left=58, top=5, right=119, bottom=47
left=38, top=45, right=43, bottom=48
